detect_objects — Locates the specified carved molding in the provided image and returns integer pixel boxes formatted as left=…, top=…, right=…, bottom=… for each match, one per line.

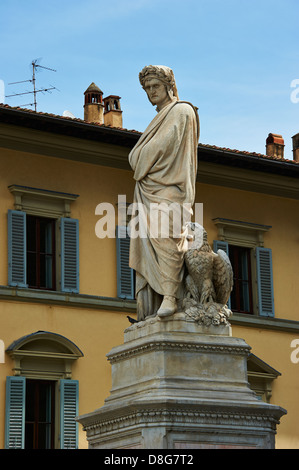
left=107, top=340, right=251, bottom=364
left=81, top=405, right=282, bottom=435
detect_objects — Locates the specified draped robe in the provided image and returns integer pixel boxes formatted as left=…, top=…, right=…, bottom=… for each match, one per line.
left=128, top=98, right=199, bottom=320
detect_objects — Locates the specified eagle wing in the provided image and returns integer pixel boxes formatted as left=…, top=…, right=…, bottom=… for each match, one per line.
left=212, top=249, right=233, bottom=305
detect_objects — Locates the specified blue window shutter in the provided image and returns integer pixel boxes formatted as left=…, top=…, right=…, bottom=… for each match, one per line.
left=213, top=240, right=231, bottom=309
left=213, top=240, right=229, bottom=254
left=61, top=218, right=79, bottom=293
left=5, top=376, right=26, bottom=449
left=60, top=379, right=79, bottom=449
left=256, top=247, right=275, bottom=317
left=116, top=226, right=134, bottom=300
left=8, top=210, right=27, bottom=287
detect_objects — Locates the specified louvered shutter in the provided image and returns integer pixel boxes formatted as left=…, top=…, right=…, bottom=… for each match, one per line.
left=61, top=218, right=79, bottom=293
left=256, top=247, right=275, bottom=317
left=213, top=240, right=231, bottom=309
left=8, top=210, right=27, bottom=287
left=116, top=225, right=134, bottom=299
left=5, top=376, right=26, bottom=449
left=60, top=379, right=79, bottom=449
left=213, top=240, right=230, bottom=254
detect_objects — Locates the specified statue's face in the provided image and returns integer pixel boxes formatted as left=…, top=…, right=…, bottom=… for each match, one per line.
left=144, top=78, right=171, bottom=110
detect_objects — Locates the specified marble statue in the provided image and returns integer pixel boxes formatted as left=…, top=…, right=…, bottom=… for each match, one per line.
left=128, top=65, right=200, bottom=321
left=183, top=222, right=233, bottom=326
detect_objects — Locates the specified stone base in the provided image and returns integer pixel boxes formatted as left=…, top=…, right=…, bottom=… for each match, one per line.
left=77, top=312, right=286, bottom=449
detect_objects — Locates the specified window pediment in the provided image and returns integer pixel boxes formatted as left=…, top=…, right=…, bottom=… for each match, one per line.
left=247, top=353, right=281, bottom=403
left=9, top=184, right=79, bottom=218
left=6, top=331, right=83, bottom=379
left=213, top=217, right=272, bottom=247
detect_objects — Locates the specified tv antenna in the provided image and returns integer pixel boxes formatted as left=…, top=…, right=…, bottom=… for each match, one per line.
left=6, top=59, right=58, bottom=112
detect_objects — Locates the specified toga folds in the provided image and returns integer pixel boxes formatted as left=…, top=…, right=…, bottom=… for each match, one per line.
left=128, top=98, right=200, bottom=316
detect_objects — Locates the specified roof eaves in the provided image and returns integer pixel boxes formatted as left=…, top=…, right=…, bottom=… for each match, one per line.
left=0, top=103, right=298, bottom=172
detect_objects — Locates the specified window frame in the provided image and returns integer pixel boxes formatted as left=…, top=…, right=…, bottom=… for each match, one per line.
left=229, top=245, right=254, bottom=315
left=7, top=185, right=80, bottom=294
left=5, top=332, right=83, bottom=449
left=8, top=210, right=79, bottom=294
left=25, top=379, right=56, bottom=449
left=213, top=218, right=274, bottom=317
left=26, top=214, right=57, bottom=291
left=5, top=376, right=79, bottom=449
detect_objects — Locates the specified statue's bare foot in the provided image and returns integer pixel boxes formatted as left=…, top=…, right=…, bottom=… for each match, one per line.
left=157, top=296, right=177, bottom=317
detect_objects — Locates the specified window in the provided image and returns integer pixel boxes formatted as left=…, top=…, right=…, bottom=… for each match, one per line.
left=229, top=245, right=253, bottom=314
left=8, top=185, right=79, bottom=293
left=27, top=215, right=56, bottom=290
left=8, top=211, right=79, bottom=293
left=5, top=377, right=79, bottom=449
left=25, top=379, right=55, bottom=449
left=213, top=225, right=275, bottom=317
left=5, top=331, right=82, bottom=449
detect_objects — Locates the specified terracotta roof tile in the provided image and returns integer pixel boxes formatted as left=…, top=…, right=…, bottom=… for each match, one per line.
left=0, top=102, right=141, bottom=134
left=198, top=142, right=298, bottom=165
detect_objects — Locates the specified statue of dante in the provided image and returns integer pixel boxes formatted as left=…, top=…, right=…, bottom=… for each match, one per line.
left=128, top=65, right=200, bottom=321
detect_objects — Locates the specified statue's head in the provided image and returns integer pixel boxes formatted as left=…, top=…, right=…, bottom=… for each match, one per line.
left=139, top=65, right=179, bottom=110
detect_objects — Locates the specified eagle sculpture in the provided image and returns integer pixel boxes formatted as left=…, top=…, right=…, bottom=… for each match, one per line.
left=184, top=223, right=233, bottom=308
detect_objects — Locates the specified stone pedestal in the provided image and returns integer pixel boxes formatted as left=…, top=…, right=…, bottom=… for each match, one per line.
left=77, top=313, right=286, bottom=449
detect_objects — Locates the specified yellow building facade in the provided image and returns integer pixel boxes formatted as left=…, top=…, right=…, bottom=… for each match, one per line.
left=0, top=95, right=298, bottom=449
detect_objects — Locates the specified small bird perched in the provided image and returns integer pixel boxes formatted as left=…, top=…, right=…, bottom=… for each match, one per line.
left=184, top=223, right=233, bottom=306
left=127, top=315, right=138, bottom=324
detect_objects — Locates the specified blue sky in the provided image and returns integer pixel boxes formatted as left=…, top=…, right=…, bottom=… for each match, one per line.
left=1, top=0, right=298, bottom=158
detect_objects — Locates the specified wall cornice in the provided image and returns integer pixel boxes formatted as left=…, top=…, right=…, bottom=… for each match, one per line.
left=1, top=122, right=299, bottom=199
left=0, top=123, right=131, bottom=169
left=198, top=161, right=299, bottom=200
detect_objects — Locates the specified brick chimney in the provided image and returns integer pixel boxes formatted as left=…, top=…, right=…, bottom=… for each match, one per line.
left=84, top=82, right=104, bottom=124
left=292, top=133, right=299, bottom=162
left=103, top=95, right=123, bottom=128
left=266, top=133, right=285, bottom=159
